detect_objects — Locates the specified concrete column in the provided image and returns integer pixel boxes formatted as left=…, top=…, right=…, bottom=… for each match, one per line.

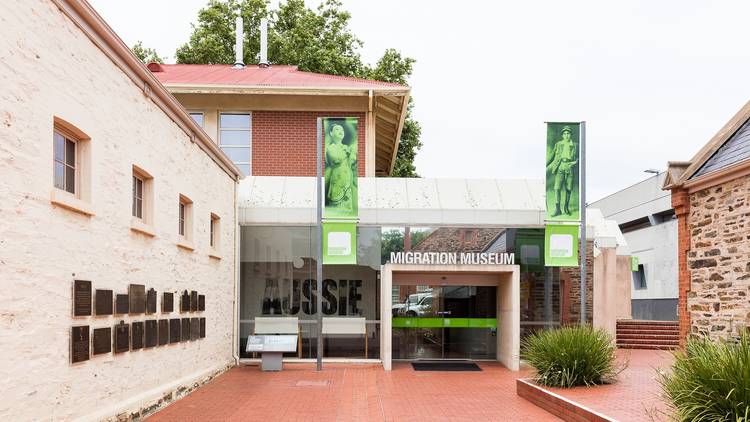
left=497, top=268, right=520, bottom=371
left=615, top=256, right=632, bottom=319
left=380, top=264, right=392, bottom=370
left=593, top=245, right=617, bottom=338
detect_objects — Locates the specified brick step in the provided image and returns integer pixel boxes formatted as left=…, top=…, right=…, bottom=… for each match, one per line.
left=617, top=343, right=678, bottom=350
left=617, top=329, right=679, bottom=336
left=616, top=324, right=679, bottom=331
left=617, top=320, right=678, bottom=326
left=616, top=338, right=679, bottom=346
left=617, top=334, right=679, bottom=341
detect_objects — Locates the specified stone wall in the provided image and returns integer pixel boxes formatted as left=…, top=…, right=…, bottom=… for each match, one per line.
left=561, top=240, right=594, bottom=324
left=0, top=1, right=236, bottom=420
left=687, top=176, right=750, bottom=340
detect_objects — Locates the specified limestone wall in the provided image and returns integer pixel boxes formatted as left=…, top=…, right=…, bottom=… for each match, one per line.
left=0, top=1, right=236, bottom=420
left=687, top=176, right=750, bottom=340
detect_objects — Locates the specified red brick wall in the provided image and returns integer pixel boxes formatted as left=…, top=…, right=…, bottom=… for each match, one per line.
left=672, top=188, right=690, bottom=346
left=251, top=111, right=366, bottom=176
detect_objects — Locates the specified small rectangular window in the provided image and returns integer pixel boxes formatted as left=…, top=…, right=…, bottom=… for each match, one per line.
left=178, top=195, right=193, bottom=242
left=132, top=175, right=144, bottom=219
left=219, top=112, right=251, bottom=175
left=179, top=202, right=186, bottom=236
left=632, top=264, right=647, bottom=290
left=53, top=131, right=76, bottom=194
left=189, top=112, right=204, bottom=127
left=210, top=213, right=220, bottom=249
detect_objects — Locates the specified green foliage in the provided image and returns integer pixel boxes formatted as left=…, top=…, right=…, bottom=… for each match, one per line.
left=521, top=325, right=622, bottom=388
left=176, top=0, right=421, bottom=175
left=659, top=334, right=750, bottom=422
left=131, top=41, right=163, bottom=64
left=380, top=228, right=430, bottom=264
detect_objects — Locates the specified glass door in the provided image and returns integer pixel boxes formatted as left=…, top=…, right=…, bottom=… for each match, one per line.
left=392, top=285, right=497, bottom=360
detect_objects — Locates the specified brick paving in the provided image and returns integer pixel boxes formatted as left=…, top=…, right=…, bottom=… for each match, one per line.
left=146, top=362, right=560, bottom=422
left=547, top=349, right=675, bottom=422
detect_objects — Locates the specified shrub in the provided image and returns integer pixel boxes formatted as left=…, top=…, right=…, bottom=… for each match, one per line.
left=659, top=334, right=750, bottom=421
left=521, top=325, right=621, bottom=388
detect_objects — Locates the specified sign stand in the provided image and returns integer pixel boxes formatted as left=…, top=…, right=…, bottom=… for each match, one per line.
left=579, top=121, right=587, bottom=325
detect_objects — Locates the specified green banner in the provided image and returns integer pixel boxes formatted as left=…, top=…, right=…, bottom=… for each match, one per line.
left=631, top=256, right=639, bottom=272
left=323, top=117, right=359, bottom=219
left=515, top=229, right=545, bottom=272
left=544, top=224, right=579, bottom=267
left=545, top=123, right=580, bottom=221
left=323, top=221, right=357, bottom=265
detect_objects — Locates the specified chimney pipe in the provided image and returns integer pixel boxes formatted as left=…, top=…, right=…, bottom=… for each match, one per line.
left=233, top=16, right=244, bottom=68
left=259, top=17, right=269, bottom=67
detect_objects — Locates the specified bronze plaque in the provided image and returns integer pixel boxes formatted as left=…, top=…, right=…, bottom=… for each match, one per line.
left=180, top=291, right=190, bottom=313
left=181, top=318, right=190, bottom=342
left=190, top=291, right=198, bottom=312
left=169, top=319, right=180, bottom=343
left=190, top=317, right=200, bottom=340
left=71, top=326, right=90, bottom=363
left=198, top=295, right=205, bottom=312
left=146, top=288, right=157, bottom=314
left=199, top=318, right=206, bottom=338
left=158, top=320, right=169, bottom=346
left=93, top=327, right=111, bottom=355
left=115, top=294, right=129, bottom=314
left=145, top=320, right=157, bottom=348
left=131, top=321, right=144, bottom=350
left=114, top=322, right=129, bottom=353
left=162, top=292, right=174, bottom=313
left=95, top=289, right=113, bottom=316
left=73, top=280, right=92, bottom=317
left=129, top=284, right=146, bottom=314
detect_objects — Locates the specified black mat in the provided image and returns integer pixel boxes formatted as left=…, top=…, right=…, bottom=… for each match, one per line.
left=411, top=361, right=482, bottom=371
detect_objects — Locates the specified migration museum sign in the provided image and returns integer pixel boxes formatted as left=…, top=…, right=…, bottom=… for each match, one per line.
left=389, top=251, right=515, bottom=265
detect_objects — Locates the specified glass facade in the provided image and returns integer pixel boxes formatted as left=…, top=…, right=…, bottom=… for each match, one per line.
left=238, top=226, right=561, bottom=360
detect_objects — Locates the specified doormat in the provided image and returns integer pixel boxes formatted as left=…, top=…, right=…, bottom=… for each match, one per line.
left=411, top=361, right=481, bottom=371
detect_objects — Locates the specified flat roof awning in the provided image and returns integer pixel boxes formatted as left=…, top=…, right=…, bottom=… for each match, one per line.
left=238, top=176, right=545, bottom=227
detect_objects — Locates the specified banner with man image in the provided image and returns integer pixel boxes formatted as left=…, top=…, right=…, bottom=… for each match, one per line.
left=545, top=123, right=581, bottom=221
left=322, top=117, right=359, bottom=265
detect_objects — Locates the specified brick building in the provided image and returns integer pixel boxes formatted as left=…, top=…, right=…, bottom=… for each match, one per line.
left=665, top=100, right=750, bottom=344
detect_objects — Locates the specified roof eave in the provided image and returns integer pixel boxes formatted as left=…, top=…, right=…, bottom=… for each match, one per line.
left=162, top=83, right=409, bottom=97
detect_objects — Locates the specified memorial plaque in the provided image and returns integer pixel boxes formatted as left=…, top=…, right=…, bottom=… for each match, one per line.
left=73, top=280, right=92, bottom=317
left=199, top=318, right=206, bottom=338
left=71, top=325, right=90, bottom=363
left=129, top=284, right=146, bottom=314
left=158, top=320, right=169, bottom=346
left=190, top=291, right=198, bottom=312
left=198, top=295, right=205, bottom=312
left=180, top=291, right=190, bottom=313
left=95, top=289, right=113, bottom=316
left=181, top=318, right=190, bottom=342
left=145, top=320, right=157, bottom=348
left=146, top=288, right=157, bottom=314
left=190, top=317, right=200, bottom=340
left=92, top=327, right=112, bottom=355
left=115, top=294, right=129, bottom=315
left=114, top=322, right=129, bottom=353
left=162, top=292, right=174, bottom=313
left=131, top=321, right=144, bottom=350
left=169, top=319, right=180, bottom=344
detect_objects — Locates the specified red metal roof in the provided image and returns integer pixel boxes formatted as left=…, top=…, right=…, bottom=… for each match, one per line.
left=149, top=64, right=406, bottom=90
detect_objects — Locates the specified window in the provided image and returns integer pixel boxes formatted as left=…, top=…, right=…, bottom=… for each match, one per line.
left=219, top=112, right=251, bottom=176
left=53, top=131, right=76, bottom=194
left=50, top=117, right=92, bottom=215
left=132, top=175, right=144, bottom=219
left=189, top=112, right=204, bottom=127
left=178, top=195, right=193, bottom=247
left=179, top=202, right=186, bottom=236
left=210, top=213, right=220, bottom=252
left=632, top=264, right=647, bottom=290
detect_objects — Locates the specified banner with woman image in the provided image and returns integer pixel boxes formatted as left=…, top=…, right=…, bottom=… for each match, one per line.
left=322, top=117, right=358, bottom=264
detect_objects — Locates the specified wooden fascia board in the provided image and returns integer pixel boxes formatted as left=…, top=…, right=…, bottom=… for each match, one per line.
left=163, top=83, right=409, bottom=97
left=388, top=92, right=410, bottom=175
left=679, top=98, right=750, bottom=184
left=50, top=0, right=241, bottom=180
left=684, top=158, right=750, bottom=193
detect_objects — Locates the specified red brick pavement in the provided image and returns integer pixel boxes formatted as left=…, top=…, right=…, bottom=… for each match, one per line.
left=146, top=362, right=560, bottom=422
left=547, top=349, right=674, bottom=422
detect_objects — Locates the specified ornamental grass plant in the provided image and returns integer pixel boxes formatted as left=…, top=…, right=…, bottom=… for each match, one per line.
left=521, top=325, right=622, bottom=388
left=659, top=334, right=750, bottom=422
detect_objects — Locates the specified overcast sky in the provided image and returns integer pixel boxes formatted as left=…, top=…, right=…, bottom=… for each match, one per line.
left=90, top=0, right=750, bottom=201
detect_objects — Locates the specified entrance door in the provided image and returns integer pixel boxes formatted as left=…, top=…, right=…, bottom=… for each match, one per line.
left=392, top=285, right=497, bottom=360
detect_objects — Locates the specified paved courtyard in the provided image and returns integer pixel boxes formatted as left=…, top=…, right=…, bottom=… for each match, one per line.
left=147, top=350, right=674, bottom=422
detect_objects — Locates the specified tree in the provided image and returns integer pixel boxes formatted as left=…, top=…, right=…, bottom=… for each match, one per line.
left=176, top=0, right=421, bottom=176
left=131, top=41, right=164, bottom=64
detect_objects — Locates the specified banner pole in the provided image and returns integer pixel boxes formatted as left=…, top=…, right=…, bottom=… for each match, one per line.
left=580, top=121, right=587, bottom=325
left=316, top=118, right=323, bottom=371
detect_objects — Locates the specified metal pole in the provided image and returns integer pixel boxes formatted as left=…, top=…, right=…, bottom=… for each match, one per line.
left=316, top=118, right=323, bottom=370
left=580, top=121, right=587, bottom=325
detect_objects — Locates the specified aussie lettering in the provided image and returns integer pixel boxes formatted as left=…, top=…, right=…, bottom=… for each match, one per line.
left=262, top=278, right=362, bottom=316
